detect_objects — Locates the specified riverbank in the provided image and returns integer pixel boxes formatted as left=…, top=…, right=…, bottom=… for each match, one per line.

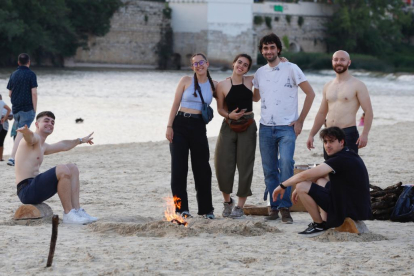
left=1, top=123, right=413, bottom=275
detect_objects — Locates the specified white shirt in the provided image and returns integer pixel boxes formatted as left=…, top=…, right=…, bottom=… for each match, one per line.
left=253, top=62, right=307, bottom=126
left=0, top=100, right=10, bottom=131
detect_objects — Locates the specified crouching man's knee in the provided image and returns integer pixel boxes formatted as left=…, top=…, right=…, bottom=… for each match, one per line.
left=56, top=164, right=72, bottom=180
left=296, top=181, right=312, bottom=195
left=65, top=163, right=79, bottom=176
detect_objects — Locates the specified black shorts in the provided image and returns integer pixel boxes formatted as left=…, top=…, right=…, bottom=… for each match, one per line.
left=17, top=167, right=58, bottom=204
left=308, top=181, right=331, bottom=212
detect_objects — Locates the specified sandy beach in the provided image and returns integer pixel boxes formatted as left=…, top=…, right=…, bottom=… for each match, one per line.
left=1, top=122, right=413, bottom=275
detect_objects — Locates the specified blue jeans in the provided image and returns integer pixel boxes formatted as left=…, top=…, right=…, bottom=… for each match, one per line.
left=13, top=109, right=35, bottom=130
left=259, top=124, right=296, bottom=210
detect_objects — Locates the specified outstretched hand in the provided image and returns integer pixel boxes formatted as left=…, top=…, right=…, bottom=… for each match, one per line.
left=82, top=132, right=94, bottom=145
left=272, top=186, right=285, bottom=202
left=17, top=124, right=30, bottom=134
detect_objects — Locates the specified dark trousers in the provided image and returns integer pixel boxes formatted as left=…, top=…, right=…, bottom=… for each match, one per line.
left=170, top=115, right=214, bottom=215
left=324, top=126, right=359, bottom=160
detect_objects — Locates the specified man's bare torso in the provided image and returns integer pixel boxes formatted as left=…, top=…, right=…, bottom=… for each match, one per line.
left=325, top=76, right=361, bottom=129
left=15, top=135, right=45, bottom=184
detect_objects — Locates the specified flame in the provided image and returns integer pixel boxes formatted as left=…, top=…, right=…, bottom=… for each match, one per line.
left=163, top=196, right=188, bottom=227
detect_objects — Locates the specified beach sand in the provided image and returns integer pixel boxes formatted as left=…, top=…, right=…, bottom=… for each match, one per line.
left=1, top=122, right=413, bottom=275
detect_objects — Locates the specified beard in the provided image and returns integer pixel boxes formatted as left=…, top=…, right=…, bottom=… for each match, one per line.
left=333, top=64, right=349, bottom=74
left=264, top=54, right=278, bottom=63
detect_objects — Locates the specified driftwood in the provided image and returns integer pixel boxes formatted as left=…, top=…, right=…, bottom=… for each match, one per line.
left=46, top=215, right=59, bottom=267
left=14, top=203, right=53, bottom=220
left=370, top=182, right=404, bottom=221
left=243, top=205, right=269, bottom=216
left=335, top=218, right=369, bottom=234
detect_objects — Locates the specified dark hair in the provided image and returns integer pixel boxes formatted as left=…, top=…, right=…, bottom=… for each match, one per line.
left=258, top=33, right=283, bottom=56
left=18, top=53, right=30, bottom=65
left=36, top=111, right=55, bottom=121
left=233, top=53, right=252, bottom=71
left=319, top=127, right=346, bottom=146
left=191, top=53, right=216, bottom=98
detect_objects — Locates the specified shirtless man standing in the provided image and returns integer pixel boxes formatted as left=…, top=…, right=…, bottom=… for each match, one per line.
left=307, top=50, right=373, bottom=158
left=15, top=111, right=97, bottom=224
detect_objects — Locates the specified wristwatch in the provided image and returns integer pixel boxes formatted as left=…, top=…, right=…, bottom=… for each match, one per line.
left=78, top=138, right=83, bottom=144
left=279, top=183, right=287, bottom=190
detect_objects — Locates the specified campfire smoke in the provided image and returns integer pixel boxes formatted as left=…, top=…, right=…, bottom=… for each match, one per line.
left=164, top=196, right=188, bottom=227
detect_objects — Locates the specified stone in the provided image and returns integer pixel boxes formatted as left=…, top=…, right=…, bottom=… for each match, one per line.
left=14, top=203, right=53, bottom=220
left=335, top=217, right=370, bottom=234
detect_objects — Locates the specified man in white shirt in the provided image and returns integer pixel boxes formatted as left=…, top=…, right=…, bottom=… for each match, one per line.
left=253, top=33, right=315, bottom=223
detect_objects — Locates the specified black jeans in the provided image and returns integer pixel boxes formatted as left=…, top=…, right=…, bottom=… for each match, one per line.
left=324, top=126, right=359, bottom=160
left=170, top=115, right=214, bottom=215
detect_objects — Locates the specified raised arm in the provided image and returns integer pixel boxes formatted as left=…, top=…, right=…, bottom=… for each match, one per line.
left=44, top=132, right=94, bottom=155
left=307, top=83, right=329, bottom=150
left=16, top=125, right=39, bottom=146
left=31, top=88, right=37, bottom=112
left=356, top=81, right=373, bottom=148
left=291, top=81, right=315, bottom=136
left=166, top=77, right=188, bottom=143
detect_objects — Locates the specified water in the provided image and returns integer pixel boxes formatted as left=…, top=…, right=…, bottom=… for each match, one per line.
left=1, top=68, right=413, bottom=155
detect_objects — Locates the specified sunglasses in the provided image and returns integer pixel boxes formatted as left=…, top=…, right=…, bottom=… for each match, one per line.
left=192, top=60, right=207, bottom=67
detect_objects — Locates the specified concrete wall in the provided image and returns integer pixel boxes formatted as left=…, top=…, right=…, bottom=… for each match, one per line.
left=67, top=0, right=167, bottom=66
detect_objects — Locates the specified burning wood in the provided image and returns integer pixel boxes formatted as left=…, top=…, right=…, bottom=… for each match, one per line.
left=163, top=196, right=188, bottom=227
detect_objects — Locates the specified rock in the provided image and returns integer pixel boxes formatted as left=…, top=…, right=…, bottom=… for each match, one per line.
left=335, top=217, right=370, bottom=234
left=14, top=203, right=53, bottom=220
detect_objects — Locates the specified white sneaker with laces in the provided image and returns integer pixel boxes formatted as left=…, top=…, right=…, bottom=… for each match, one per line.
left=63, top=209, right=89, bottom=224
left=77, top=208, right=98, bottom=222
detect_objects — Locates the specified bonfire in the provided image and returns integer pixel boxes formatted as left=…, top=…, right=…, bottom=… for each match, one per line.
left=163, top=196, right=188, bottom=227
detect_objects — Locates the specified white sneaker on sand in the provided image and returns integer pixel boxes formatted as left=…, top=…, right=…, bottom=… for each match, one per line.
left=7, top=158, right=15, bottom=166
left=63, top=209, right=90, bottom=224
left=77, top=208, right=98, bottom=222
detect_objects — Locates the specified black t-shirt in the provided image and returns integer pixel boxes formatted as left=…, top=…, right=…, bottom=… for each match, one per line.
left=7, top=66, right=38, bottom=114
left=324, top=148, right=373, bottom=227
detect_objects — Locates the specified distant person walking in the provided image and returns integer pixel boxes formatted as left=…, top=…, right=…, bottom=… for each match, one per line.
left=214, top=53, right=256, bottom=219
left=0, top=94, right=12, bottom=161
left=7, top=53, right=38, bottom=166
left=166, top=53, right=217, bottom=219
left=306, top=50, right=373, bottom=159
left=253, top=33, right=315, bottom=223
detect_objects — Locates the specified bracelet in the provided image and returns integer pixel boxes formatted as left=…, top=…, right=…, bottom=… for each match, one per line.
left=167, top=126, right=172, bottom=128
left=78, top=138, right=83, bottom=144
left=279, top=183, right=287, bottom=190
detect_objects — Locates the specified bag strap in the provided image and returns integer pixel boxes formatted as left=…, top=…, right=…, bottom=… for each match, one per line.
left=196, top=88, right=206, bottom=105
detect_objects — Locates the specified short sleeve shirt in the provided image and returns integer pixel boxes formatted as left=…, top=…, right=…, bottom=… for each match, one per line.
left=0, top=100, right=9, bottom=130
left=253, top=62, right=306, bottom=126
left=324, top=148, right=373, bottom=227
left=7, top=66, right=38, bottom=114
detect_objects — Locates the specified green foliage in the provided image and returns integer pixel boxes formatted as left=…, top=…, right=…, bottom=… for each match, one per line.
left=285, top=15, right=291, bottom=25
left=265, top=16, right=272, bottom=29
left=282, top=35, right=290, bottom=50
left=163, top=3, right=171, bottom=19
left=298, top=16, right=304, bottom=27
left=0, top=0, right=122, bottom=66
left=254, top=15, right=263, bottom=25
left=325, top=0, right=411, bottom=57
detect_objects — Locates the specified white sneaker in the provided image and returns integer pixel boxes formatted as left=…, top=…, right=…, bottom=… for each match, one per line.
left=77, top=208, right=98, bottom=222
left=63, top=209, right=90, bottom=224
left=7, top=158, right=15, bottom=166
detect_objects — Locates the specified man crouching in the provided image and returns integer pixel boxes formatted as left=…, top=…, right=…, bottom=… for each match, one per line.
left=15, top=111, right=97, bottom=224
left=272, top=127, right=372, bottom=237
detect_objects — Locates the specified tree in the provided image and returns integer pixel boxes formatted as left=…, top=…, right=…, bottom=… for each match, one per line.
left=325, top=0, right=411, bottom=56
left=0, top=0, right=122, bottom=66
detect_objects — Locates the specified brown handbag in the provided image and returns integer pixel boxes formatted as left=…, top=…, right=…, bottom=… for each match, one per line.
left=226, top=117, right=254, bottom=133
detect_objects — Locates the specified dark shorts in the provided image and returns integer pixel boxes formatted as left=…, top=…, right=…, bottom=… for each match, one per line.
left=308, top=181, right=331, bottom=212
left=324, top=126, right=359, bottom=160
left=0, top=127, right=7, bottom=147
left=17, top=167, right=58, bottom=204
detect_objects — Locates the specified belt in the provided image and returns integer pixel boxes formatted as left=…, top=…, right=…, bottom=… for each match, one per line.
left=177, top=111, right=202, bottom=119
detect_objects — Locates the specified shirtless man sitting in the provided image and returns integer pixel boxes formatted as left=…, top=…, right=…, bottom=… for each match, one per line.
left=15, top=111, right=97, bottom=224
left=307, top=50, right=373, bottom=158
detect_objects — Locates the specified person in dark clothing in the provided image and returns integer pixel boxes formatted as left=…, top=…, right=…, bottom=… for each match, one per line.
left=272, top=127, right=372, bottom=237
left=6, top=53, right=38, bottom=166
